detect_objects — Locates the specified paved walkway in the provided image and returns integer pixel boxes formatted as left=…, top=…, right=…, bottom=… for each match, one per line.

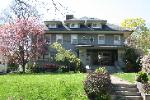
left=110, top=75, right=132, bottom=84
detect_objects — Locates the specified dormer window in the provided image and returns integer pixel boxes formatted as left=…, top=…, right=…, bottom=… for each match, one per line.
left=70, top=23, right=79, bottom=28
left=48, top=23, right=57, bottom=28
left=92, top=23, right=102, bottom=28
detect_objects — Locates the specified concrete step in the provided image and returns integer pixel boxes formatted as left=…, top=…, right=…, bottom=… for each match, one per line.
left=113, top=91, right=141, bottom=96
left=113, top=87, right=139, bottom=92
left=111, top=95, right=142, bottom=100
left=113, top=84, right=137, bottom=88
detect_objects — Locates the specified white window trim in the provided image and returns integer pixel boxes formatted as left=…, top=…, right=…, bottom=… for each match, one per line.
left=56, top=34, right=63, bottom=44
left=114, top=35, right=121, bottom=45
left=71, top=34, right=78, bottom=44
left=45, top=34, right=51, bottom=44
left=70, top=23, right=79, bottom=28
left=48, top=23, right=57, bottom=28
left=92, top=23, right=102, bottom=28
left=98, top=35, right=105, bottom=44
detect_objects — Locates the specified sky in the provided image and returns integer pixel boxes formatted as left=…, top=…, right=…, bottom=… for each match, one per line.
left=0, top=0, right=150, bottom=26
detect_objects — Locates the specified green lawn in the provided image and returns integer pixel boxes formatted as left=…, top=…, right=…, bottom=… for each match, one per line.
left=113, top=72, right=150, bottom=83
left=0, top=73, right=87, bottom=100
left=112, top=73, right=137, bottom=83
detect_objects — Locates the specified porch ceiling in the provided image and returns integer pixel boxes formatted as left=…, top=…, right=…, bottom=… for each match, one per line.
left=75, top=45, right=124, bottom=49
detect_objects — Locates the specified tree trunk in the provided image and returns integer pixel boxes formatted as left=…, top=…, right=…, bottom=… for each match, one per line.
left=22, top=63, right=26, bottom=73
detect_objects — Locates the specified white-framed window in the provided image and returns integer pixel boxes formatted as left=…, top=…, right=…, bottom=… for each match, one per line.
left=98, top=35, right=105, bottom=44
left=114, top=35, right=121, bottom=45
left=71, top=34, right=78, bottom=44
left=81, top=36, right=87, bottom=44
left=48, top=23, right=57, bottom=28
left=45, top=34, right=51, bottom=44
left=92, top=23, right=102, bottom=28
left=70, top=23, right=79, bottom=28
left=56, top=34, right=63, bottom=44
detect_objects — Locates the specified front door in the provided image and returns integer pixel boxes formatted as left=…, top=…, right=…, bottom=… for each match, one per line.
left=98, top=51, right=113, bottom=66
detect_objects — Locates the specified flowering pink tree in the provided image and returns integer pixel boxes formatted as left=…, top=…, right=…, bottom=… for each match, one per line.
left=0, top=18, right=45, bottom=72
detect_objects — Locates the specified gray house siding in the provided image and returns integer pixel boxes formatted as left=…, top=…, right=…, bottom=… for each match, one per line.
left=49, top=33, right=124, bottom=47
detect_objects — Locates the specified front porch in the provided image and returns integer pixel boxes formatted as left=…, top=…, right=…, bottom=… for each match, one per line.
left=77, top=46, right=125, bottom=69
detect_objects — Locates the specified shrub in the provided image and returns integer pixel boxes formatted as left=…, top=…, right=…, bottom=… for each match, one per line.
left=136, top=71, right=148, bottom=83
left=95, top=67, right=108, bottom=73
left=84, top=67, right=111, bottom=100
left=144, top=83, right=150, bottom=94
left=43, top=63, right=59, bottom=72
left=123, top=47, right=142, bottom=72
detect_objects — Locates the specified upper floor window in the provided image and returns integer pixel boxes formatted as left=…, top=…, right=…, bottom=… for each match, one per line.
left=45, top=34, right=51, bottom=44
left=70, top=23, right=79, bottom=28
left=71, top=34, right=78, bottom=44
left=114, top=35, right=121, bottom=45
left=98, top=35, right=105, bottom=44
left=81, top=36, right=87, bottom=44
left=92, top=23, right=102, bottom=28
left=48, top=23, right=57, bottom=28
left=56, top=34, right=63, bottom=44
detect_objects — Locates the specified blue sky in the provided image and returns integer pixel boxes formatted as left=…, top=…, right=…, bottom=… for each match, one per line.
left=0, top=0, right=150, bottom=26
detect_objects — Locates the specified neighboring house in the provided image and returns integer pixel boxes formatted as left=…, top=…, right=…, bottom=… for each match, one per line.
left=0, top=54, right=7, bottom=73
left=43, top=15, right=132, bottom=67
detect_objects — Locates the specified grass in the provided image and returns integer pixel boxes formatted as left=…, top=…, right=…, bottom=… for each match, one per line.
left=0, top=73, right=87, bottom=100
left=112, top=73, right=137, bottom=83
left=113, top=72, right=150, bottom=83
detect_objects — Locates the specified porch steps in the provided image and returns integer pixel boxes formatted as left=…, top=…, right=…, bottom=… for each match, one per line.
left=111, top=84, right=142, bottom=100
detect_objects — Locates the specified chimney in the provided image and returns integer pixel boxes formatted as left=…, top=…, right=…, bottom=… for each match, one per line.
left=66, top=15, right=74, bottom=20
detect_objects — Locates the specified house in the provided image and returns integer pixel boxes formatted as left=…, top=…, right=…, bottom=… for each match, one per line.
left=43, top=15, right=132, bottom=68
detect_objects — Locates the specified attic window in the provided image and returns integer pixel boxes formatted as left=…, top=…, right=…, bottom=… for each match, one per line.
left=70, top=23, right=79, bottom=28
left=92, top=23, right=102, bottom=28
left=48, top=23, right=57, bottom=28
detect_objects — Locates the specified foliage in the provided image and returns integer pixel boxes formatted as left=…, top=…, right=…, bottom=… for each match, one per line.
left=84, top=67, right=111, bottom=100
left=95, top=67, right=108, bottom=73
left=136, top=71, right=148, bottom=83
left=0, top=18, right=45, bottom=73
left=0, top=73, right=87, bottom=100
left=123, top=47, right=142, bottom=72
left=51, top=42, right=81, bottom=72
left=140, top=54, right=150, bottom=73
left=144, top=83, right=150, bottom=94
left=121, top=18, right=145, bottom=30
left=121, top=18, right=150, bottom=54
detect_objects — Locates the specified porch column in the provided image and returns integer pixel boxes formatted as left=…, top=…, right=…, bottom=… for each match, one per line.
left=118, top=49, right=125, bottom=66
left=79, top=49, right=87, bottom=65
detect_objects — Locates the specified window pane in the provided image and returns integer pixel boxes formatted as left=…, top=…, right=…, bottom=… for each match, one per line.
left=56, top=35, right=63, bottom=44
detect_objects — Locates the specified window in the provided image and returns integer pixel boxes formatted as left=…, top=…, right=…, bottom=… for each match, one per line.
left=56, top=34, right=63, bottom=44
left=81, top=36, right=87, bottom=44
left=98, top=35, right=105, bottom=44
left=114, top=35, right=121, bottom=45
left=48, top=23, right=57, bottom=28
left=71, top=34, right=78, bottom=44
left=45, top=34, right=51, bottom=44
left=70, top=23, right=79, bottom=28
left=92, top=23, right=102, bottom=28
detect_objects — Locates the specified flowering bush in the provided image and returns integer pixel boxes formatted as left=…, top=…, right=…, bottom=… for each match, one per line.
left=141, top=54, right=150, bottom=73
left=43, top=63, right=59, bottom=72
left=84, top=67, right=111, bottom=100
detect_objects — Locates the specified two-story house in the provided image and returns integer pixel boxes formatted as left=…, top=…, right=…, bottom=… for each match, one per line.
left=43, top=15, right=132, bottom=68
